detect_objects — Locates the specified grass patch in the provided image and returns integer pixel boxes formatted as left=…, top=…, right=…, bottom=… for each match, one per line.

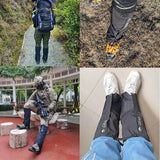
left=0, top=1, right=32, bottom=66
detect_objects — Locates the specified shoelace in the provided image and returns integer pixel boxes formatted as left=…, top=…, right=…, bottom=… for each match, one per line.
left=127, top=82, right=137, bottom=93
left=108, top=40, right=120, bottom=46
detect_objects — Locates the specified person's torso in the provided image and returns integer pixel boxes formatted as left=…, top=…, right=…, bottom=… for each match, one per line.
left=37, top=88, right=51, bottom=107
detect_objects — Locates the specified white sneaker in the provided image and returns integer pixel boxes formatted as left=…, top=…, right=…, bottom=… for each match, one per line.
left=103, top=72, right=119, bottom=96
left=124, top=71, right=141, bottom=95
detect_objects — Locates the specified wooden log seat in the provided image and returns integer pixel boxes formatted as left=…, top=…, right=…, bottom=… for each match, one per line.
left=56, top=119, right=68, bottom=129
left=0, top=122, right=14, bottom=136
left=9, top=129, right=27, bottom=148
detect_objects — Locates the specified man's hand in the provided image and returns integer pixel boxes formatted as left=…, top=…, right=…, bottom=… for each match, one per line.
left=40, top=108, right=49, bottom=118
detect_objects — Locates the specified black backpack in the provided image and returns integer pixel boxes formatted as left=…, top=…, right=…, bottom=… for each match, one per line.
left=32, top=0, right=56, bottom=31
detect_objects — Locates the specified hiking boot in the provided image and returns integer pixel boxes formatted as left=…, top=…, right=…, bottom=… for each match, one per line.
left=103, top=72, right=119, bottom=96
left=105, top=40, right=121, bottom=61
left=29, top=125, right=48, bottom=154
left=35, top=47, right=41, bottom=64
left=94, top=73, right=121, bottom=140
left=42, top=48, right=48, bottom=63
left=28, top=143, right=40, bottom=154
left=124, top=71, right=141, bottom=95
left=89, top=0, right=102, bottom=6
left=17, top=108, right=31, bottom=130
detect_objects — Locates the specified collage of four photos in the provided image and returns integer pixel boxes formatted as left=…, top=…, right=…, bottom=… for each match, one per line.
left=0, top=0, right=159, bottom=159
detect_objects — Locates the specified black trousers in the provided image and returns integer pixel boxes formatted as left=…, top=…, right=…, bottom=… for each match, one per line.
left=107, top=0, right=137, bottom=41
left=94, top=92, right=149, bottom=142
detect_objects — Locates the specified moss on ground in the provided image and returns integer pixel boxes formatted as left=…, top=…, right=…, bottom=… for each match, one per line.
left=0, top=1, right=32, bottom=66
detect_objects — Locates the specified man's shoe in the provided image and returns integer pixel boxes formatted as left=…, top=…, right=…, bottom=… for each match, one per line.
left=124, top=71, right=141, bottom=95
left=103, top=72, right=119, bottom=96
left=105, top=40, right=121, bottom=61
left=17, top=108, right=31, bottom=130
left=28, top=143, right=40, bottom=154
left=17, top=124, right=30, bottom=130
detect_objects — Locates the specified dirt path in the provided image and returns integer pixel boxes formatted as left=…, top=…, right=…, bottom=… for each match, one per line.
left=18, top=26, right=69, bottom=66
left=80, top=0, right=160, bottom=67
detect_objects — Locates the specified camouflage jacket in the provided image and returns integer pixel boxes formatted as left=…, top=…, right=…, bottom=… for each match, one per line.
left=28, top=84, right=56, bottom=110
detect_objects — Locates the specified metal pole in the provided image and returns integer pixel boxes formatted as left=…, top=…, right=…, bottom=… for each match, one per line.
left=25, top=86, right=27, bottom=102
left=50, top=75, right=53, bottom=89
left=12, top=79, right=17, bottom=115
left=63, top=81, right=66, bottom=108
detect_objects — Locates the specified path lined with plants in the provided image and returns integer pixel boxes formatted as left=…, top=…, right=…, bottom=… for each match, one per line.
left=18, top=26, right=69, bottom=66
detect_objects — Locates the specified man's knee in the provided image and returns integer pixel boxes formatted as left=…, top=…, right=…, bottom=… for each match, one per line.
left=24, top=102, right=30, bottom=109
left=40, top=118, right=49, bottom=127
left=113, top=0, right=137, bottom=14
left=24, top=101, right=35, bottom=109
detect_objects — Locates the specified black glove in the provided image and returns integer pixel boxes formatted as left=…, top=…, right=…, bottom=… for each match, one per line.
left=40, top=108, right=49, bottom=118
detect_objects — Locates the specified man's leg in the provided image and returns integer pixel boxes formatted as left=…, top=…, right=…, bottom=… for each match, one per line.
left=82, top=137, right=121, bottom=160
left=121, top=71, right=149, bottom=142
left=42, top=31, right=50, bottom=63
left=34, top=29, right=43, bottom=64
left=17, top=100, right=37, bottom=130
left=28, top=111, right=52, bottom=154
left=122, top=137, right=157, bottom=160
left=121, top=71, right=156, bottom=159
left=106, top=0, right=137, bottom=60
left=82, top=72, right=121, bottom=160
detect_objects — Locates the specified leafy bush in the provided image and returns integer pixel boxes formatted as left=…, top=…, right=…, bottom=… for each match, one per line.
left=0, top=104, right=13, bottom=111
left=51, top=25, right=68, bottom=42
left=56, top=0, right=80, bottom=66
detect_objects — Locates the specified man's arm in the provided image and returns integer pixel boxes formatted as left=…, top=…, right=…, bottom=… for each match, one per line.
left=28, top=90, right=36, bottom=101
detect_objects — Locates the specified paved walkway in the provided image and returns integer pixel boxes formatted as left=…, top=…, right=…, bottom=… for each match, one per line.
left=18, top=26, right=69, bottom=66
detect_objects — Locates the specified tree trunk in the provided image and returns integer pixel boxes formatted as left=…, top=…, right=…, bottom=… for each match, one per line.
left=56, top=88, right=63, bottom=105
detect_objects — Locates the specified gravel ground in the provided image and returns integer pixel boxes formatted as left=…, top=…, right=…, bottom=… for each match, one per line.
left=18, top=26, right=69, bottom=66
left=80, top=0, right=160, bottom=67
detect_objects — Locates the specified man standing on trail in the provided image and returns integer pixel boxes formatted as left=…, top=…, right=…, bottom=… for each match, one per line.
left=32, top=0, right=56, bottom=64
left=17, top=76, right=57, bottom=154
left=90, top=0, right=137, bottom=61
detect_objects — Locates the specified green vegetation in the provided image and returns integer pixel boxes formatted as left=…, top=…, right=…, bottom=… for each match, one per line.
left=0, top=104, right=13, bottom=111
left=0, top=66, right=51, bottom=79
left=0, top=1, right=32, bottom=65
left=55, top=0, right=80, bottom=66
